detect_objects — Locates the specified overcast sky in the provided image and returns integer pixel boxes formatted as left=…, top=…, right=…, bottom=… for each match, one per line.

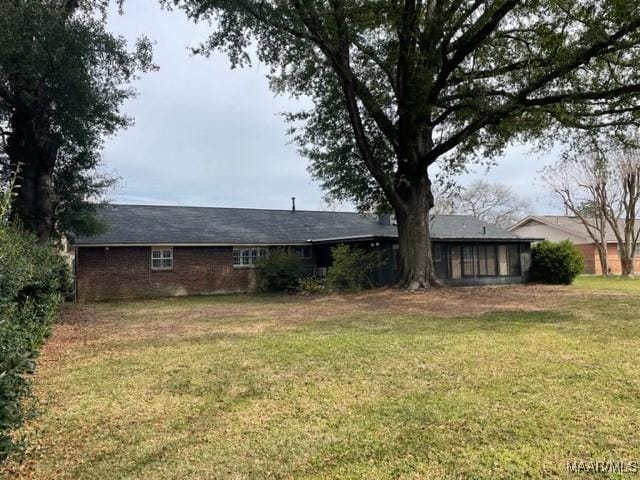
left=103, top=0, right=561, bottom=213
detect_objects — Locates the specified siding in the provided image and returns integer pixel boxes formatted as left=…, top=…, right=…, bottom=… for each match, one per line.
left=511, top=221, right=589, bottom=244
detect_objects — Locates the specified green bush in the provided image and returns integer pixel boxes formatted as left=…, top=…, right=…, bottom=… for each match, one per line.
left=530, top=240, right=584, bottom=285
left=0, top=225, right=69, bottom=461
left=257, top=250, right=304, bottom=292
left=326, top=244, right=386, bottom=291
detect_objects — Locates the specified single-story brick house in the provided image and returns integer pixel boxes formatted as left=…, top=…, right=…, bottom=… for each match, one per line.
left=509, top=215, right=640, bottom=275
left=72, top=204, right=536, bottom=301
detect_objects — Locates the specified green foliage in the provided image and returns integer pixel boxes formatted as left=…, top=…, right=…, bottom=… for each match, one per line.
left=296, top=276, right=327, bottom=295
left=530, top=240, right=584, bottom=285
left=257, top=251, right=305, bottom=292
left=171, top=0, right=640, bottom=215
left=0, top=196, right=69, bottom=459
left=326, top=244, right=385, bottom=291
left=0, top=0, right=155, bottom=237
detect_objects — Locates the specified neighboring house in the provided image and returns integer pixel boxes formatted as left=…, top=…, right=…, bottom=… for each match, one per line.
left=510, top=215, right=640, bottom=274
left=72, top=204, right=536, bottom=301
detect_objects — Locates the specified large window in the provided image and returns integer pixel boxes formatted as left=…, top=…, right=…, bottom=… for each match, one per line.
left=476, top=245, right=497, bottom=277
left=462, top=245, right=475, bottom=277
left=450, top=243, right=522, bottom=278
left=152, top=247, right=173, bottom=270
left=233, top=247, right=268, bottom=267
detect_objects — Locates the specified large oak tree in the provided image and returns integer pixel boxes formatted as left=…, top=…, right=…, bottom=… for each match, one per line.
left=170, top=0, right=640, bottom=288
left=0, top=0, right=154, bottom=242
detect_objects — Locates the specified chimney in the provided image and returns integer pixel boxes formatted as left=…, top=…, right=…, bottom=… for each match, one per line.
left=291, top=197, right=296, bottom=213
left=378, top=214, right=392, bottom=226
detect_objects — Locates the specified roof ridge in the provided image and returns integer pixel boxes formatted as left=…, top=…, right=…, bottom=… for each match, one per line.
left=107, top=203, right=364, bottom=215
left=109, top=204, right=486, bottom=219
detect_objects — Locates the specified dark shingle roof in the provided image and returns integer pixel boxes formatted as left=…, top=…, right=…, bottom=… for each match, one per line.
left=73, top=204, right=523, bottom=245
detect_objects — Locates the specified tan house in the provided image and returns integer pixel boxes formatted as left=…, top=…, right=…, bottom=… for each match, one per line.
left=509, top=215, right=640, bottom=274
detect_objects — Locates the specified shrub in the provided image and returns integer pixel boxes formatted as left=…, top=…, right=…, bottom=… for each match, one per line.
left=257, top=250, right=304, bottom=292
left=297, top=276, right=327, bottom=295
left=326, top=244, right=386, bottom=291
left=530, top=240, right=584, bottom=285
left=0, top=224, right=69, bottom=461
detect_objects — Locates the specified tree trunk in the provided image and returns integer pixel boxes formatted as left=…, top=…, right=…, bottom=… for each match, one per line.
left=395, top=177, right=434, bottom=289
left=620, top=247, right=634, bottom=276
left=7, top=101, right=58, bottom=242
left=595, top=242, right=609, bottom=276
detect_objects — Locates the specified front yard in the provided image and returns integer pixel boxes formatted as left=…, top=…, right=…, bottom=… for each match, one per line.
left=4, top=280, right=640, bottom=479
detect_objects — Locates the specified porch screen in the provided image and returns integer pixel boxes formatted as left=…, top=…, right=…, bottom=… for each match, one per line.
left=509, top=245, right=521, bottom=276
left=498, top=245, right=509, bottom=276
left=450, top=246, right=462, bottom=279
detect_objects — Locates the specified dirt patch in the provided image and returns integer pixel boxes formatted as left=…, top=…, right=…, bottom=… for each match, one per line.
left=40, top=285, right=590, bottom=357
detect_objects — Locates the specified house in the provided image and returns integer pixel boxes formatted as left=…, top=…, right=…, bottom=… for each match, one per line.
left=509, top=215, right=640, bottom=274
left=72, top=204, right=536, bottom=301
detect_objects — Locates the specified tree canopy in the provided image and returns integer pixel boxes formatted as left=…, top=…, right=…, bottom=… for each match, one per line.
left=168, top=0, right=640, bottom=287
left=0, top=0, right=155, bottom=240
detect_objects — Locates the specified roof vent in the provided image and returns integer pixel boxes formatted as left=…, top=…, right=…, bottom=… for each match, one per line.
left=482, top=226, right=487, bottom=235
left=291, top=197, right=296, bottom=213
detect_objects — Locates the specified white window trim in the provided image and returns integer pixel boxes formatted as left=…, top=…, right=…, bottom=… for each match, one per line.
left=151, top=247, right=173, bottom=270
left=233, top=247, right=268, bottom=268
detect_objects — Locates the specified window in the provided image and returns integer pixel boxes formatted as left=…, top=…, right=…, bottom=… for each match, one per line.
left=292, top=246, right=312, bottom=259
left=476, top=245, right=498, bottom=277
left=477, top=245, right=488, bottom=276
left=508, top=244, right=521, bottom=276
left=635, top=244, right=640, bottom=257
left=450, top=246, right=462, bottom=279
left=152, top=247, right=173, bottom=270
left=462, top=245, right=475, bottom=277
left=498, top=245, right=509, bottom=276
left=486, top=246, right=497, bottom=276
left=233, top=247, right=268, bottom=267
left=433, top=244, right=442, bottom=262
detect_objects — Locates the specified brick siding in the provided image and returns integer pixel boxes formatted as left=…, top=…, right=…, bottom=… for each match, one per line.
left=76, top=246, right=259, bottom=302
left=573, top=242, right=640, bottom=275
left=574, top=244, right=597, bottom=274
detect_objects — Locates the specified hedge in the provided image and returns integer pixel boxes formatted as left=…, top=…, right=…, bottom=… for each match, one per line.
left=0, top=223, right=70, bottom=461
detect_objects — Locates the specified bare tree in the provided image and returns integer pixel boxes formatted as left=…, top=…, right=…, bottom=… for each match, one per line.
left=541, top=155, right=611, bottom=275
left=604, top=147, right=640, bottom=275
left=432, top=180, right=531, bottom=228
left=542, top=139, right=640, bottom=277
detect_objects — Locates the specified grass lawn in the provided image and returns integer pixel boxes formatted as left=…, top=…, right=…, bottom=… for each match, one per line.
left=4, top=281, right=640, bottom=479
left=573, top=274, right=640, bottom=293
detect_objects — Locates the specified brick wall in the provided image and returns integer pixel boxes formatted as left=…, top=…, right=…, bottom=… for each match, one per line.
left=573, top=242, right=640, bottom=275
left=574, top=243, right=596, bottom=274
left=76, top=246, right=259, bottom=302
left=594, top=243, right=640, bottom=275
